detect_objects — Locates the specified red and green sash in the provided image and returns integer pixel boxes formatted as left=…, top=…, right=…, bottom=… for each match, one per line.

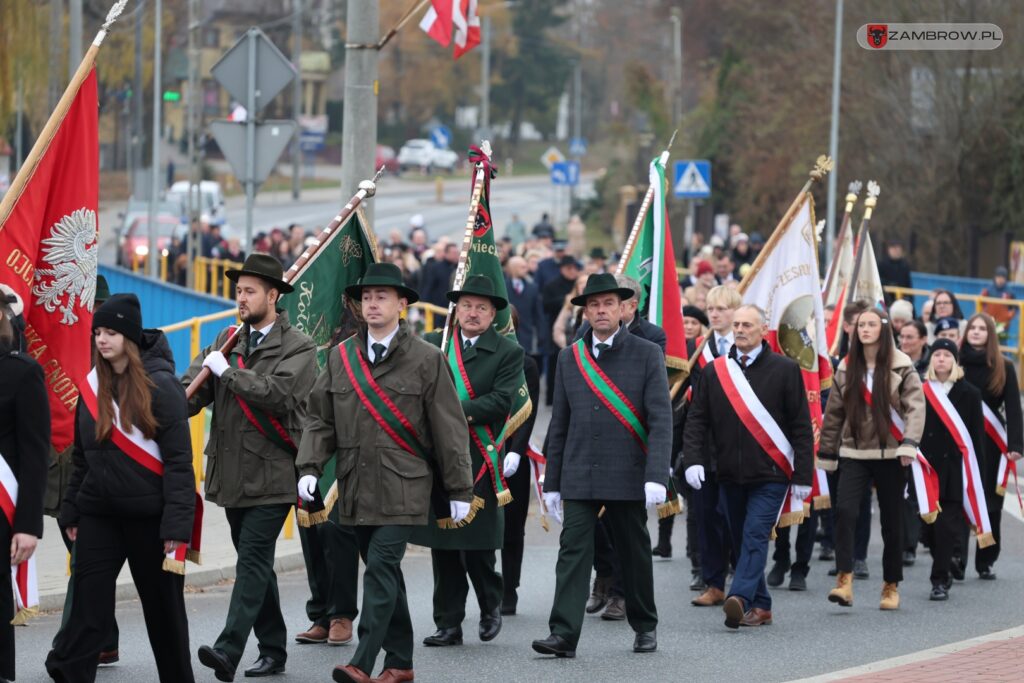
left=228, top=353, right=298, bottom=456
left=338, top=338, right=427, bottom=459
left=571, top=339, right=648, bottom=450
left=448, top=334, right=512, bottom=505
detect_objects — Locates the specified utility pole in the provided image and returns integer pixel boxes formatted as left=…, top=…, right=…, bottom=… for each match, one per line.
left=69, top=0, right=83, bottom=72
left=340, top=1, right=379, bottom=225
left=825, top=0, right=844, bottom=270
left=186, top=0, right=200, bottom=288
left=291, top=0, right=302, bottom=200
left=134, top=0, right=144, bottom=195
left=148, top=0, right=163, bottom=278
left=670, top=8, right=683, bottom=124
left=48, top=0, right=63, bottom=112
left=480, top=13, right=491, bottom=138
left=14, top=79, right=23, bottom=172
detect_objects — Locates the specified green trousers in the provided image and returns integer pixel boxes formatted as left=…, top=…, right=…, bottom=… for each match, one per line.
left=549, top=500, right=658, bottom=648
left=350, top=526, right=414, bottom=676
left=298, top=505, right=360, bottom=626
left=215, top=504, right=291, bottom=666
left=431, top=549, right=503, bottom=629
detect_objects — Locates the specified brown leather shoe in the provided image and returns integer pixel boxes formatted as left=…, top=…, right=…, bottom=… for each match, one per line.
left=333, top=664, right=371, bottom=683
left=828, top=571, right=854, bottom=607
left=879, top=582, right=900, bottom=610
left=722, top=596, right=744, bottom=629
left=295, top=624, right=329, bottom=644
left=98, top=649, right=119, bottom=665
left=691, top=586, right=726, bottom=606
left=739, top=608, right=773, bottom=626
left=329, top=618, right=354, bottom=645
left=372, top=669, right=415, bottom=683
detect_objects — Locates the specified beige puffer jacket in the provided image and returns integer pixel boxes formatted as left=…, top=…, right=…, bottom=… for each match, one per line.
left=819, top=349, right=925, bottom=470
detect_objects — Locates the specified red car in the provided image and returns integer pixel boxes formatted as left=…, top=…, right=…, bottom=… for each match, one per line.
left=118, top=215, right=184, bottom=269
left=376, top=145, right=400, bottom=175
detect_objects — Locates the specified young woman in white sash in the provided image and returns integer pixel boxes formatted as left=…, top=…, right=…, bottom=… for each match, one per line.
left=46, top=294, right=195, bottom=683
left=959, top=313, right=1023, bottom=579
left=0, top=288, right=48, bottom=683
left=820, top=308, right=926, bottom=611
left=918, top=339, right=984, bottom=600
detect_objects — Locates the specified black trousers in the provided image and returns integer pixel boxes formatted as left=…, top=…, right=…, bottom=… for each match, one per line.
left=593, top=516, right=624, bottom=598
left=682, top=485, right=700, bottom=571
left=956, top=495, right=1004, bottom=572
left=925, top=501, right=962, bottom=584
left=53, top=522, right=119, bottom=652
left=501, top=460, right=532, bottom=599
left=772, top=509, right=817, bottom=575
left=0, top=525, right=12, bottom=681
left=431, top=549, right=503, bottom=627
left=545, top=351, right=560, bottom=405
left=298, top=506, right=360, bottom=627
left=45, top=515, right=194, bottom=683
left=835, top=459, right=905, bottom=583
left=831, top=468, right=873, bottom=561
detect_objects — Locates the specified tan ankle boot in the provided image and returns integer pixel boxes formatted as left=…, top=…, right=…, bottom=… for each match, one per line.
left=828, top=572, right=854, bottom=606
left=880, top=582, right=900, bottom=610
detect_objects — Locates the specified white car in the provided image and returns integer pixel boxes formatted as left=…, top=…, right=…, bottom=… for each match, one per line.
left=166, top=180, right=227, bottom=226
left=397, top=139, right=458, bottom=173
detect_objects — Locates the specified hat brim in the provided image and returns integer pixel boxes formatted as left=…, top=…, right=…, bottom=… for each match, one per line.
left=225, top=268, right=294, bottom=294
left=344, top=282, right=420, bottom=305
left=571, top=287, right=635, bottom=307
left=446, top=290, right=508, bottom=310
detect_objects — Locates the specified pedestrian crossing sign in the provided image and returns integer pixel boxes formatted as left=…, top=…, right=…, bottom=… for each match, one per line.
left=673, top=160, right=712, bottom=198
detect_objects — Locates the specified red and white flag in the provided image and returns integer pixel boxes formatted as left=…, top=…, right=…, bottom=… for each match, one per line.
left=0, top=70, right=100, bottom=452
left=823, top=222, right=855, bottom=352
left=421, top=0, right=480, bottom=60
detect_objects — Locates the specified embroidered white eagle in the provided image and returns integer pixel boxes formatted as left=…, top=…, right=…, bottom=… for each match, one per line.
left=32, top=208, right=98, bottom=325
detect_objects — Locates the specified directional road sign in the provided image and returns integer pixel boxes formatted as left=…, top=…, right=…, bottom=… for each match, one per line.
left=210, top=120, right=298, bottom=188
left=569, top=137, right=588, bottom=156
left=430, top=125, right=453, bottom=149
left=551, top=161, right=580, bottom=187
left=211, top=28, right=297, bottom=114
left=673, top=160, right=712, bottom=198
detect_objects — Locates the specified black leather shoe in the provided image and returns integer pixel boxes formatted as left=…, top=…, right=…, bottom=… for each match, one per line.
left=930, top=584, right=949, bottom=601
left=652, top=544, right=672, bottom=559
left=501, top=592, right=518, bottom=615
left=788, top=571, right=807, bottom=592
left=244, top=656, right=285, bottom=677
left=633, top=630, right=657, bottom=653
left=950, top=557, right=965, bottom=581
left=827, top=566, right=838, bottom=577
left=978, top=568, right=997, bottom=580
left=422, top=626, right=463, bottom=647
left=818, top=547, right=834, bottom=562
left=902, top=551, right=916, bottom=566
left=766, top=562, right=789, bottom=587
left=479, top=608, right=502, bottom=641
left=198, top=645, right=236, bottom=683
left=853, top=559, right=870, bottom=579
left=689, top=572, right=706, bottom=592
left=532, top=634, right=576, bottom=658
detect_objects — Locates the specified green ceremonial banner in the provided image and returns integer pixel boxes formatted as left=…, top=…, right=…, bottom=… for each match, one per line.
left=285, top=207, right=376, bottom=523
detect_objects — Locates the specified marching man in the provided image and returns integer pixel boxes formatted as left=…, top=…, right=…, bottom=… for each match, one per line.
left=682, top=304, right=814, bottom=629
left=533, top=273, right=672, bottom=658
left=295, top=263, right=474, bottom=683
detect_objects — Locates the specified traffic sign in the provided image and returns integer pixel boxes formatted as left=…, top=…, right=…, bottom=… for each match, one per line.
left=551, top=161, right=580, bottom=186
left=211, top=28, right=297, bottom=114
left=430, top=125, right=453, bottom=149
left=569, top=137, right=588, bottom=156
left=674, top=160, right=712, bottom=198
left=540, top=146, right=565, bottom=170
left=299, top=131, right=326, bottom=153
left=210, top=120, right=298, bottom=188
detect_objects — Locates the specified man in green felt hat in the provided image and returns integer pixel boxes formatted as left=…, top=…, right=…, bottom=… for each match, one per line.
left=183, top=253, right=318, bottom=681
left=533, top=272, right=672, bottom=659
left=296, top=262, right=473, bottom=683
left=409, top=274, right=525, bottom=648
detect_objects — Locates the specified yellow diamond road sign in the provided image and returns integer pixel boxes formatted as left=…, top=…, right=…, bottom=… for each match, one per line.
left=540, top=146, right=565, bottom=170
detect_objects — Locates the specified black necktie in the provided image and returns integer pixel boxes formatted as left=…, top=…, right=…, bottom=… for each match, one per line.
left=595, top=342, right=610, bottom=357
left=740, top=354, right=750, bottom=369
left=371, top=342, right=387, bottom=365
left=248, top=330, right=263, bottom=356
left=464, top=339, right=473, bottom=352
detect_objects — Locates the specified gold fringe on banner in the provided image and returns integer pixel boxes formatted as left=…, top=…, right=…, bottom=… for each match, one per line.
left=186, top=549, right=202, bottom=565
left=162, top=558, right=186, bottom=575
left=10, top=607, right=39, bottom=626
left=456, top=496, right=487, bottom=527
left=813, top=495, right=832, bottom=511
left=496, top=489, right=513, bottom=506
left=975, top=530, right=996, bottom=549
left=656, top=495, right=684, bottom=519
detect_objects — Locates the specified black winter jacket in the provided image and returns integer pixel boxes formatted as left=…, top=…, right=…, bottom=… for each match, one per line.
left=682, top=342, right=814, bottom=486
left=0, top=349, right=50, bottom=537
left=61, top=330, right=195, bottom=542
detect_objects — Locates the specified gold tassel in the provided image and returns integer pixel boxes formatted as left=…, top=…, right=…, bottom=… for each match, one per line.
left=186, top=549, right=202, bottom=565
left=162, top=558, right=186, bottom=575
left=777, top=510, right=806, bottom=528
left=496, top=489, right=513, bottom=507
left=454, top=496, right=487, bottom=528
left=813, top=495, right=832, bottom=510
left=296, top=508, right=311, bottom=528
left=656, top=495, right=683, bottom=519
left=920, top=511, right=938, bottom=524
left=540, top=515, right=550, bottom=532
left=770, top=525, right=778, bottom=541
left=9, top=607, right=39, bottom=626
left=436, top=517, right=455, bottom=529
left=323, top=483, right=339, bottom=516
left=976, top=531, right=997, bottom=549
left=996, top=484, right=1007, bottom=496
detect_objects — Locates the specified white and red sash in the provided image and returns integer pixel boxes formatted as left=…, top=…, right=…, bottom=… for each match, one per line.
left=983, top=403, right=1023, bottom=511
left=0, top=451, right=37, bottom=625
left=80, top=370, right=204, bottom=573
left=861, top=377, right=941, bottom=523
left=810, top=467, right=831, bottom=510
left=697, top=336, right=716, bottom=369
left=923, top=381, right=995, bottom=547
left=526, top=441, right=549, bottom=531
left=712, top=356, right=804, bottom=527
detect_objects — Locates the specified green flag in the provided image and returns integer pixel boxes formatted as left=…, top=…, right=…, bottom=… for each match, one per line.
left=285, top=207, right=377, bottom=525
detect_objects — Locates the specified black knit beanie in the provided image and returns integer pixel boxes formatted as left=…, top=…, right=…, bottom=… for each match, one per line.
left=92, top=293, right=143, bottom=346
left=930, top=338, right=959, bottom=364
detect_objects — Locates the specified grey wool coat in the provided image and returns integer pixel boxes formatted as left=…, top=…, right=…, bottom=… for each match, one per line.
left=543, top=324, right=672, bottom=501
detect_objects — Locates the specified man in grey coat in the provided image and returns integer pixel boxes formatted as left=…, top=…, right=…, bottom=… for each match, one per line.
left=532, top=273, right=672, bottom=659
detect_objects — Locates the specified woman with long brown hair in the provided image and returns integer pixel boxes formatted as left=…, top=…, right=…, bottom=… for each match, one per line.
left=46, top=294, right=196, bottom=683
left=819, top=308, right=926, bottom=611
left=957, top=312, right=1023, bottom=580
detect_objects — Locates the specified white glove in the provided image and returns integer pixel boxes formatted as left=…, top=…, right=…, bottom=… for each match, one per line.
left=543, top=491, right=563, bottom=524
left=503, top=452, right=521, bottom=478
left=297, top=475, right=318, bottom=502
left=644, top=482, right=667, bottom=507
left=203, top=351, right=230, bottom=377
left=450, top=500, right=471, bottom=524
left=791, top=484, right=813, bottom=502
left=684, top=465, right=705, bottom=491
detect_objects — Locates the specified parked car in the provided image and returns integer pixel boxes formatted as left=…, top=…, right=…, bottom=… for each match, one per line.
left=118, top=214, right=185, bottom=269
left=397, top=139, right=458, bottom=173
left=165, top=180, right=227, bottom=226
left=376, top=144, right=400, bottom=175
